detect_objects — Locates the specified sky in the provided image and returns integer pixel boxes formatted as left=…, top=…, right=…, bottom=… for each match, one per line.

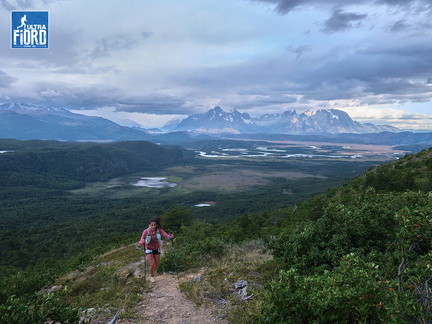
left=1, top=0, right=432, bottom=130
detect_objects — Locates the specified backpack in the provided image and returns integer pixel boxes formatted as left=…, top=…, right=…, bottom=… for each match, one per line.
left=145, top=228, right=161, bottom=244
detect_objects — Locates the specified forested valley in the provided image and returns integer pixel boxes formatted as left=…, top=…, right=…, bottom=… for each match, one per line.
left=0, top=138, right=431, bottom=323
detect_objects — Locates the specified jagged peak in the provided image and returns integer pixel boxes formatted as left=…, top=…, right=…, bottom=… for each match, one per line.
left=303, top=110, right=316, bottom=116
left=282, top=110, right=297, bottom=116
left=0, top=102, right=69, bottom=114
left=212, top=106, right=223, bottom=114
left=302, top=109, right=328, bottom=115
left=170, top=106, right=401, bottom=135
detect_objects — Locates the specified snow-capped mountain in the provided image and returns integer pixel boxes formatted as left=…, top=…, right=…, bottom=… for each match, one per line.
left=0, top=103, right=402, bottom=141
left=0, top=102, right=151, bottom=141
left=173, top=106, right=258, bottom=134
left=0, top=102, right=71, bottom=115
left=173, top=107, right=400, bottom=135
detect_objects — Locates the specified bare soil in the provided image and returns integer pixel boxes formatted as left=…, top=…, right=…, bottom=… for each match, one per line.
left=117, top=272, right=227, bottom=324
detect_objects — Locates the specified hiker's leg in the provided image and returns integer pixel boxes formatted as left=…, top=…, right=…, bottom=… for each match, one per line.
left=154, top=254, right=161, bottom=273
left=146, top=253, right=156, bottom=277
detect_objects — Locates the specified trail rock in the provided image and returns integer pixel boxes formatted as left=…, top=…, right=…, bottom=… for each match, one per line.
left=233, top=279, right=253, bottom=301
left=234, top=280, right=247, bottom=289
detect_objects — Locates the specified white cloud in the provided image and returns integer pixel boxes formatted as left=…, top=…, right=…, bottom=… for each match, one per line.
left=0, top=0, right=432, bottom=130
left=70, top=107, right=187, bottom=128
left=339, top=106, right=432, bottom=130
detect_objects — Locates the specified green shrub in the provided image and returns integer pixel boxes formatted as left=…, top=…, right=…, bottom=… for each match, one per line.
left=160, top=236, right=226, bottom=273
left=0, top=288, right=86, bottom=324
left=261, top=191, right=432, bottom=323
left=269, top=188, right=397, bottom=274
left=260, top=254, right=406, bottom=323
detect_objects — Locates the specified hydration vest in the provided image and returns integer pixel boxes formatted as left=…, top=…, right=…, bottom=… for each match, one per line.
left=145, top=228, right=161, bottom=244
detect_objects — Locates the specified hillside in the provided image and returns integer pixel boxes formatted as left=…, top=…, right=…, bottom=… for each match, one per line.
left=40, top=243, right=237, bottom=323
left=317, top=145, right=432, bottom=203
left=79, top=149, right=432, bottom=322
left=1, top=143, right=431, bottom=323
left=0, top=139, right=193, bottom=189
left=262, top=148, right=432, bottom=323
left=0, top=139, right=194, bottom=267
left=0, top=103, right=151, bottom=141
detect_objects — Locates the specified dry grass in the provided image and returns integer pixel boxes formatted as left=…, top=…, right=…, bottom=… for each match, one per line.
left=52, top=244, right=151, bottom=322
left=179, top=240, right=278, bottom=323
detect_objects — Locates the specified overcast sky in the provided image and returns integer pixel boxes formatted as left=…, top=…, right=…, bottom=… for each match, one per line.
left=1, top=0, right=432, bottom=130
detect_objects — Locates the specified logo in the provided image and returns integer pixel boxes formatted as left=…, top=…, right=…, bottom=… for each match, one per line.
left=11, top=11, right=49, bottom=48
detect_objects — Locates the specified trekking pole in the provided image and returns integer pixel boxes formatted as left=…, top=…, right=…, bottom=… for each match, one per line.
left=171, top=238, right=179, bottom=281
left=107, top=313, right=118, bottom=324
left=142, top=245, right=147, bottom=281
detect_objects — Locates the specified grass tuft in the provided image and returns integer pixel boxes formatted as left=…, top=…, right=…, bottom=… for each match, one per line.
left=52, top=243, right=151, bottom=322
left=179, top=240, right=279, bottom=323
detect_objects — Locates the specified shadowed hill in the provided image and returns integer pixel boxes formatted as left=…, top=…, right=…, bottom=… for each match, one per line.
left=262, top=147, right=432, bottom=323
left=0, top=139, right=194, bottom=188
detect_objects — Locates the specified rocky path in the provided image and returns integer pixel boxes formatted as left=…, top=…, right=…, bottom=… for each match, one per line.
left=117, top=272, right=227, bottom=324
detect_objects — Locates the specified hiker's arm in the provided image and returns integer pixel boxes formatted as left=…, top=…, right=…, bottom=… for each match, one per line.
left=160, top=229, right=174, bottom=240
left=139, top=229, right=147, bottom=245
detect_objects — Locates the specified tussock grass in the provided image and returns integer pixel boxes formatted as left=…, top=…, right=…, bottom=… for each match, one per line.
left=53, top=243, right=150, bottom=322
left=51, top=240, right=279, bottom=323
left=179, top=240, right=279, bottom=323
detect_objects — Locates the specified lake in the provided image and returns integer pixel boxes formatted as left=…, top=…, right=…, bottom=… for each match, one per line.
left=130, top=177, right=177, bottom=188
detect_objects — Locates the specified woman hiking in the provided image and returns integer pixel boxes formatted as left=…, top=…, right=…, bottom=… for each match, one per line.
left=139, top=217, right=174, bottom=283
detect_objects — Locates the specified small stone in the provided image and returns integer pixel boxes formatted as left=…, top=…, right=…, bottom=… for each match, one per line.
left=234, top=280, right=247, bottom=289
left=46, top=285, right=62, bottom=293
left=218, top=298, right=227, bottom=305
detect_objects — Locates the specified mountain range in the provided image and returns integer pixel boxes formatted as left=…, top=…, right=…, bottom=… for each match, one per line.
left=171, top=106, right=400, bottom=135
left=0, top=103, right=151, bottom=142
left=0, top=103, right=403, bottom=142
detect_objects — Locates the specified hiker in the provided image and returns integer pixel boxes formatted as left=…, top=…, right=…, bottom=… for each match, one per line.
left=139, top=217, right=174, bottom=283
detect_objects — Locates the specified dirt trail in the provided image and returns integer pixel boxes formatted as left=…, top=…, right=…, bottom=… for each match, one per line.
left=117, top=272, right=227, bottom=324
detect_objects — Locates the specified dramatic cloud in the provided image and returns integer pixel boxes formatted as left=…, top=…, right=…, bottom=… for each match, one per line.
left=0, top=0, right=65, bottom=12
left=286, top=45, right=312, bottom=60
left=344, top=106, right=432, bottom=130
left=250, top=0, right=432, bottom=14
left=0, top=70, right=17, bottom=87
left=87, top=35, right=139, bottom=59
left=0, top=0, right=48, bottom=10
left=0, top=0, right=431, bottom=130
left=1, top=82, right=121, bottom=109
left=322, top=9, right=367, bottom=33
left=116, top=95, right=188, bottom=115
left=386, top=20, right=410, bottom=33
